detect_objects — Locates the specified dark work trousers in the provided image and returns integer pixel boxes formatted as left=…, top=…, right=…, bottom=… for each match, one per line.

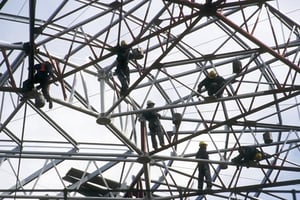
left=116, top=64, right=129, bottom=95
left=198, top=164, right=212, bottom=190
left=148, top=121, right=165, bottom=149
left=33, top=73, right=51, bottom=102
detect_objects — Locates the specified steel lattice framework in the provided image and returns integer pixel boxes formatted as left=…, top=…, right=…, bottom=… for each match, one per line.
left=0, top=0, right=299, bottom=199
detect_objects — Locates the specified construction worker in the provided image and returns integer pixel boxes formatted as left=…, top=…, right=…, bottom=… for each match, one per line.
left=196, top=141, right=212, bottom=190
left=114, top=40, right=133, bottom=96
left=32, top=61, right=54, bottom=109
left=197, top=70, right=226, bottom=98
left=231, top=146, right=263, bottom=166
left=141, top=100, right=165, bottom=150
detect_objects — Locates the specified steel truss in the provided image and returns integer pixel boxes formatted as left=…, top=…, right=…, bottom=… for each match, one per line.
left=0, top=0, right=299, bottom=199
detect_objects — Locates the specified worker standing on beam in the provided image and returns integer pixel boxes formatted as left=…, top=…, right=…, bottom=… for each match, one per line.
left=140, top=100, right=165, bottom=150
left=196, top=141, right=212, bottom=191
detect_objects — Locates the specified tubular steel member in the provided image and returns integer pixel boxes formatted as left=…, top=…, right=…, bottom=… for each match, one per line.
left=28, top=0, right=36, bottom=86
left=215, top=11, right=300, bottom=73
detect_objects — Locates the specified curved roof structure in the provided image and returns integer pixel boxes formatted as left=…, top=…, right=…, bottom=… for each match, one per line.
left=0, top=0, right=299, bottom=199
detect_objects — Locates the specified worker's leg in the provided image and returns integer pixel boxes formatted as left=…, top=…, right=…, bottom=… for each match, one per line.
left=117, top=71, right=128, bottom=96
left=150, top=132, right=158, bottom=150
left=157, top=126, right=165, bottom=146
left=198, top=169, right=204, bottom=190
left=204, top=167, right=212, bottom=189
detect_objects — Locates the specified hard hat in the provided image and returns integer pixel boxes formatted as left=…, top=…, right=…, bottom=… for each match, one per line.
left=147, top=100, right=155, bottom=106
left=199, top=141, right=207, bottom=147
left=208, top=70, right=217, bottom=79
left=255, top=152, right=262, bottom=161
left=121, top=40, right=127, bottom=46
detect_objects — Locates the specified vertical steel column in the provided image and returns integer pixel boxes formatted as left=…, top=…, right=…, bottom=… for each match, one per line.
left=99, top=70, right=106, bottom=113
left=141, top=119, right=147, bottom=152
left=28, top=0, right=36, bottom=82
left=140, top=118, right=150, bottom=199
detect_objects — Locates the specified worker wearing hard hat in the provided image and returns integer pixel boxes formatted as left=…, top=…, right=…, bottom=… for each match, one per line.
left=141, top=100, right=165, bottom=150
left=231, top=146, right=263, bottom=167
left=197, top=70, right=226, bottom=98
left=196, top=141, right=212, bottom=191
left=114, top=40, right=134, bottom=96
left=23, top=61, right=54, bottom=109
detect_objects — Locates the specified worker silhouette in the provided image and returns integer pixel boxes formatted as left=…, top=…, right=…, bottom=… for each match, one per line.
left=197, top=70, right=226, bottom=98
left=32, top=61, right=54, bottom=109
left=231, top=146, right=263, bottom=167
left=141, top=100, right=165, bottom=150
left=114, top=40, right=134, bottom=96
left=196, top=141, right=212, bottom=191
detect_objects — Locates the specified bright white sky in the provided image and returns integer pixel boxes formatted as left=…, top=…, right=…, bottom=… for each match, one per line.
left=0, top=0, right=299, bottom=199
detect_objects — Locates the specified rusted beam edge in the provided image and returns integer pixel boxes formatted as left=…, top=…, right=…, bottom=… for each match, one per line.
left=159, top=115, right=300, bottom=135
left=218, top=0, right=274, bottom=9
left=166, top=0, right=273, bottom=10
left=231, top=121, right=300, bottom=130
left=167, top=128, right=300, bottom=136
left=266, top=3, right=300, bottom=31
left=152, top=155, right=300, bottom=172
left=34, top=0, right=133, bottom=47
left=150, top=89, right=300, bottom=155
left=1, top=50, right=16, bottom=88
left=216, top=12, right=300, bottom=73
left=46, top=8, right=201, bottom=85
left=110, top=86, right=300, bottom=117
left=165, top=0, right=201, bottom=8
left=160, top=39, right=300, bottom=68
left=185, top=139, right=300, bottom=157
left=68, top=0, right=148, bottom=57
left=104, top=13, right=204, bottom=115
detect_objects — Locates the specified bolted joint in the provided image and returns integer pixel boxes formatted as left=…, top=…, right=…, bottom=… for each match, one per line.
left=202, top=3, right=217, bottom=16
left=96, top=113, right=111, bottom=125
left=137, top=154, right=151, bottom=164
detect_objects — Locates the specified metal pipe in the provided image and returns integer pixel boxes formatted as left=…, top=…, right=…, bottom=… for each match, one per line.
left=216, top=12, right=300, bottom=73
left=28, top=0, right=36, bottom=81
